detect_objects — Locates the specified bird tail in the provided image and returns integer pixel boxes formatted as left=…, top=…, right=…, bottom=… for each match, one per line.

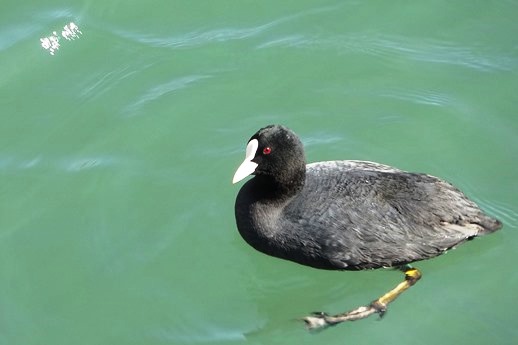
left=440, top=213, right=502, bottom=240
left=475, top=215, right=502, bottom=235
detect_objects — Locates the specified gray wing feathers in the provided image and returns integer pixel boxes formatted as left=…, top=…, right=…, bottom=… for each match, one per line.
left=284, top=161, right=498, bottom=268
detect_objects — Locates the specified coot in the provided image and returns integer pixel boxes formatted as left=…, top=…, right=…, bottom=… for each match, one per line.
left=232, top=125, right=501, bottom=330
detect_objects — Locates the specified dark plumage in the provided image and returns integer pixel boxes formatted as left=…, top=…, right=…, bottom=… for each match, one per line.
left=233, top=125, right=501, bottom=271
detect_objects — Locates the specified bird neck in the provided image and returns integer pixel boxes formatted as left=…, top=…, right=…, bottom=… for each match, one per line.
left=255, top=167, right=305, bottom=201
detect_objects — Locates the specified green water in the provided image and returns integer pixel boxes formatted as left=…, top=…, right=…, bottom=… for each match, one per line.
left=1, top=1, right=517, bottom=344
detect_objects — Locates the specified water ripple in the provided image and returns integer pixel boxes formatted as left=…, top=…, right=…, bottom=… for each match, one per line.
left=0, top=6, right=77, bottom=52
left=373, top=35, right=516, bottom=72
left=302, top=133, right=343, bottom=147
left=0, top=23, right=40, bottom=52
left=109, top=3, right=343, bottom=49
left=257, top=32, right=518, bottom=72
left=115, top=27, right=266, bottom=49
left=64, top=157, right=108, bottom=172
left=0, top=154, right=119, bottom=173
left=474, top=200, right=518, bottom=229
left=256, top=35, right=309, bottom=49
left=79, top=63, right=149, bottom=101
left=152, top=325, right=248, bottom=343
left=123, top=74, right=212, bottom=115
left=379, top=88, right=456, bottom=107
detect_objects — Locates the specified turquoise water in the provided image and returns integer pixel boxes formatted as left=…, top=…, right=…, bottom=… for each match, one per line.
left=1, top=1, right=517, bottom=344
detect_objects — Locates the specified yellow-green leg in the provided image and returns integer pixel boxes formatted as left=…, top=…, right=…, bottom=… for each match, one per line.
left=303, top=266, right=422, bottom=330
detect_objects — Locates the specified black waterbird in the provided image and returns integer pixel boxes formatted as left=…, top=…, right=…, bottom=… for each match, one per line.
left=232, top=125, right=502, bottom=330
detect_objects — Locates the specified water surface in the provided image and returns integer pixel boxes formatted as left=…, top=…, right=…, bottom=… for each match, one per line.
left=1, top=1, right=517, bottom=344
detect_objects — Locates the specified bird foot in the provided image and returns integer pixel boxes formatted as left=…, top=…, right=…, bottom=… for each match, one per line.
left=301, top=267, right=420, bottom=331
left=302, top=312, right=333, bottom=331
left=302, top=304, right=378, bottom=331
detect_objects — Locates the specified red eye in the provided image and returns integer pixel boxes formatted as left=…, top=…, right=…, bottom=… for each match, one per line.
left=263, top=147, right=272, bottom=155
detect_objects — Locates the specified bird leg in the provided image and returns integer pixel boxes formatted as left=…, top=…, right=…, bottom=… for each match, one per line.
left=303, top=265, right=422, bottom=331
